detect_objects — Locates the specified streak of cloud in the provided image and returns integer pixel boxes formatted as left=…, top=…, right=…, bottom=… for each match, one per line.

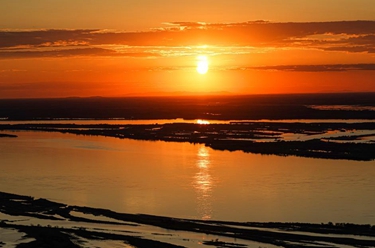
left=0, top=21, right=374, bottom=58
left=237, top=64, right=375, bottom=72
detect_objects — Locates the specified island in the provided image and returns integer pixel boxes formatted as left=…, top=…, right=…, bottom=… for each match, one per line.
left=1, top=121, right=375, bottom=161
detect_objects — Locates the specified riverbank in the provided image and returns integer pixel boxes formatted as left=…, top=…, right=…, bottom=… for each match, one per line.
left=1, top=191, right=375, bottom=248
left=1, top=122, right=375, bottom=160
left=0, top=133, right=17, bottom=138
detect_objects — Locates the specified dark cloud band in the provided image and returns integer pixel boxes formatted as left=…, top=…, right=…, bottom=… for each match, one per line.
left=0, top=21, right=374, bottom=57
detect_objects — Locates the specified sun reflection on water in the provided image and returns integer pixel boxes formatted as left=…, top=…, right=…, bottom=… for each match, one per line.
left=193, top=145, right=213, bottom=220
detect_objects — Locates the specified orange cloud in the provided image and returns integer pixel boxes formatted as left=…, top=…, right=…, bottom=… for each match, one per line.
left=236, top=64, right=375, bottom=72
left=0, top=21, right=374, bottom=59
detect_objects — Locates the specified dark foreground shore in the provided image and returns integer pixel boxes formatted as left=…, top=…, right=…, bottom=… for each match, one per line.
left=1, top=191, right=375, bottom=248
left=0, top=133, right=17, bottom=138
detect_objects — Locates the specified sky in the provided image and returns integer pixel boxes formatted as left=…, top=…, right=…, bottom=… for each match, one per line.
left=0, top=0, right=375, bottom=98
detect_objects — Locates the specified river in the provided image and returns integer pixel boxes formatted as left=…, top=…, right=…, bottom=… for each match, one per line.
left=1, top=130, right=375, bottom=224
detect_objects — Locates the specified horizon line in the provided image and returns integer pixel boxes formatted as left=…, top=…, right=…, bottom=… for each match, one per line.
left=2, top=91, right=375, bottom=100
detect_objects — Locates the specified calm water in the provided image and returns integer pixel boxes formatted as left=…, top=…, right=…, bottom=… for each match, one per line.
left=1, top=131, right=375, bottom=224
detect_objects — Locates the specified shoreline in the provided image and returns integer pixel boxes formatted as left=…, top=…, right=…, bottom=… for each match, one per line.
left=1, top=122, right=375, bottom=161
left=1, top=191, right=375, bottom=248
left=1, top=93, right=375, bottom=121
left=0, top=133, right=17, bottom=138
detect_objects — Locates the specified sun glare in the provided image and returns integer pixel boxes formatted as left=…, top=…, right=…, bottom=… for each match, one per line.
left=196, top=55, right=209, bottom=74
left=197, top=119, right=210, bottom=125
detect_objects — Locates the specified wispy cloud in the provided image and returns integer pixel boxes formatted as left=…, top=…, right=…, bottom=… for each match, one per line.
left=0, top=47, right=157, bottom=59
left=239, top=64, right=375, bottom=72
left=0, top=21, right=374, bottom=59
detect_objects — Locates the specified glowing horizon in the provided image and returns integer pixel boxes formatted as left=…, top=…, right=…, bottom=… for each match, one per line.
left=1, top=1, right=375, bottom=98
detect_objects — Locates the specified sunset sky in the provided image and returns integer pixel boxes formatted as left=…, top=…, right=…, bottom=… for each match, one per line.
left=1, top=0, right=375, bottom=98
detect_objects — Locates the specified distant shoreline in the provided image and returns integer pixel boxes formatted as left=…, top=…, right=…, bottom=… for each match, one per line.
left=2, top=91, right=375, bottom=100
left=2, top=122, right=375, bottom=161
left=1, top=92, right=375, bottom=121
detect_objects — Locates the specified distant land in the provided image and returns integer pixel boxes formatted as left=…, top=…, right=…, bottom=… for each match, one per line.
left=2, top=92, right=375, bottom=161
left=0, top=92, right=375, bottom=120
left=2, top=122, right=375, bottom=161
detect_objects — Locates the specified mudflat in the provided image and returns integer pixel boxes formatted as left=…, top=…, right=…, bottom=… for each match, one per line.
left=1, top=191, right=375, bottom=248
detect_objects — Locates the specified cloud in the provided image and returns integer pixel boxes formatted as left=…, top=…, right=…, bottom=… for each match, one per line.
left=240, top=64, right=375, bottom=72
left=0, top=29, right=95, bottom=48
left=0, top=47, right=158, bottom=58
left=324, top=46, right=375, bottom=53
left=0, top=21, right=374, bottom=58
left=0, top=47, right=113, bottom=58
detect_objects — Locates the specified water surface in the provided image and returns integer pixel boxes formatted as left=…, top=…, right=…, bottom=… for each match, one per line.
left=1, top=131, right=375, bottom=224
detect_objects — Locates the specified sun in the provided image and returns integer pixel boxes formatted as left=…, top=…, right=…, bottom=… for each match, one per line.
left=196, top=55, right=209, bottom=74
left=196, top=119, right=210, bottom=125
